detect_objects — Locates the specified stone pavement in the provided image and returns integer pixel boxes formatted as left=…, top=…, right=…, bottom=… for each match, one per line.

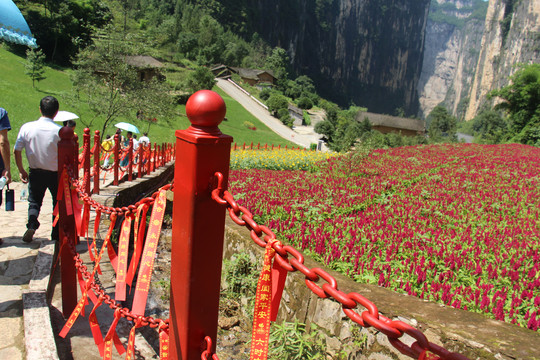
left=0, top=181, right=54, bottom=359
left=0, top=178, right=162, bottom=360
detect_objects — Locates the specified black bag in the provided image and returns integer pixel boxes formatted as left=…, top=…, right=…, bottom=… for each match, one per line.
left=5, top=184, right=14, bottom=211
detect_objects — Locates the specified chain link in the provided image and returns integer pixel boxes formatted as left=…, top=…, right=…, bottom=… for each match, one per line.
left=211, top=172, right=469, bottom=360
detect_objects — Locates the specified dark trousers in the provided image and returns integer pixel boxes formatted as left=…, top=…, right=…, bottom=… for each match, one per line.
left=27, top=168, right=59, bottom=240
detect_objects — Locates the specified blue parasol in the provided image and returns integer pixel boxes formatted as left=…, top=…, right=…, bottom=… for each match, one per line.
left=0, top=0, right=37, bottom=48
left=115, top=122, right=140, bottom=134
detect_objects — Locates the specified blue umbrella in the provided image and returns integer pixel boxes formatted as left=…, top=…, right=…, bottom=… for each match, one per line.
left=115, top=122, right=140, bottom=134
left=0, top=0, right=37, bottom=48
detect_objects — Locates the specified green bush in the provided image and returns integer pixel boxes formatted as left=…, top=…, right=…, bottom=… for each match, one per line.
left=297, top=96, right=313, bottom=110
left=260, top=88, right=272, bottom=101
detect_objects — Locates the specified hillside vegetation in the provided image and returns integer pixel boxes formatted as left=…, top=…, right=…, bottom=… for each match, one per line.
left=0, top=46, right=296, bottom=181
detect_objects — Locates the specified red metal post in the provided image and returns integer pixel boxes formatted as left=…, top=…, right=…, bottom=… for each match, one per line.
left=93, top=130, right=100, bottom=194
left=128, top=138, right=133, bottom=181
left=57, top=126, right=78, bottom=316
left=113, top=134, right=120, bottom=186
left=137, top=143, right=143, bottom=178
left=170, top=90, right=232, bottom=360
left=153, top=143, right=157, bottom=172
left=83, top=128, right=91, bottom=194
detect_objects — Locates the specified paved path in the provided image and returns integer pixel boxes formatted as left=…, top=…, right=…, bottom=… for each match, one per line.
left=215, top=78, right=328, bottom=150
left=0, top=181, right=54, bottom=359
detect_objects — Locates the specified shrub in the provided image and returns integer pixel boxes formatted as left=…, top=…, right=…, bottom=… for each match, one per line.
left=297, top=96, right=313, bottom=110
left=260, top=88, right=272, bottom=101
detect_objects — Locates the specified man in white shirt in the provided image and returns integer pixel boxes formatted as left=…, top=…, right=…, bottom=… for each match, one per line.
left=14, top=96, right=61, bottom=242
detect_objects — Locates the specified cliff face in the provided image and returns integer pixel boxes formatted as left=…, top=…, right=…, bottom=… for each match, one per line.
left=465, top=0, right=540, bottom=120
left=245, top=0, right=431, bottom=115
left=417, top=0, right=485, bottom=120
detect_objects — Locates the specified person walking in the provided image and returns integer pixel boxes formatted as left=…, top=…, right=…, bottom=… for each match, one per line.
left=139, top=132, right=150, bottom=147
left=0, top=107, right=12, bottom=246
left=13, top=96, right=61, bottom=243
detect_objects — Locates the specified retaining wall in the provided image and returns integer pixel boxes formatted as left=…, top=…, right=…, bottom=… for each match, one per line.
left=223, top=218, right=540, bottom=360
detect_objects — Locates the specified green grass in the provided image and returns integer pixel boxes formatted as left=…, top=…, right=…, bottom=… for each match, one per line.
left=0, top=46, right=297, bottom=181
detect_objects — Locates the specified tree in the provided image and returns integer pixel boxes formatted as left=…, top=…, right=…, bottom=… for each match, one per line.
left=314, top=102, right=365, bottom=152
left=297, top=97, right=313, bottom=110
left=71, top=26, right=173, bottom=138
left=24, top=48, right=46, bottom=88
left=264, top=47, right=290, bottom=89
left=25, top=0, right=110, bottom=65
left=427, top=105, right=457, bottom=142
left=266, top=94, right=288, bottom=116
left=186, top=66, right=216, bottom=93
left=489, top=64, right=540, bottom=145
left=471, top=110, right=508, bottom=144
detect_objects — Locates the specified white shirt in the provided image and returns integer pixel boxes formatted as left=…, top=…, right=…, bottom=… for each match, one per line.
left=133, top=138, right=140, bottom=151
left=14, top=117, right=61, bottom=171
left=139, top=136, right=150, bottom=146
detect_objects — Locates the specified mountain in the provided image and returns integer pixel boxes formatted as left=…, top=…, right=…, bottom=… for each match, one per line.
left=465, top=0, right=540, bottom=120
left=240, top=0, right=431, bottom=116
left=418, top=0, right=539, bottom=121
left=417, top=0, right=486, bottom=120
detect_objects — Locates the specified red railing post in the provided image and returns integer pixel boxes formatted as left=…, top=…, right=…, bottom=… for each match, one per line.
left=153, top=143, right=157, bottom=172
left=128, top=138, right=133, bottom=181
left=170, top=90, right=232, bottom=360
left=57, top=126, right=78, bottom=316
left=93, top=130, right=100, bottom=194
left=137, top=143, right=143, bottom=178
left=113, top=134, right=120, bottom=186
left=83, top=128, right=91, bottom=194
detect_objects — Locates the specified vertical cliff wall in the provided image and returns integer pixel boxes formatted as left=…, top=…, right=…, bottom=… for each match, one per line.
left=246, top=0, right=430, bottom=115
left=465, top=0, right=540, bottom=120
left=417, top=0, right=486, bottom=119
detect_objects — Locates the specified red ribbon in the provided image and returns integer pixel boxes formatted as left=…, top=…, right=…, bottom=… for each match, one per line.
left=159, top=323, right=170, bottom=360
left=115, top=214, right=132, bottom=301
left=132, top=190, right=166, bottom=316
left=250, top=240, right=279, bottom=360
left=102, top=308, right=126, bottom=359
left=126, top=203, right=149, bottom=289
left=88, top=296, right=105, bottom=356
left=125, top=317, right=144, bottom=360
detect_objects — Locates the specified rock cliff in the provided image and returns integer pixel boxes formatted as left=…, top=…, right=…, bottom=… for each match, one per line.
left=465, top=0, right=540, bottom=120
left=417, top=0, right=485, bottom=119
left=245, top=0, right=431, bottom=116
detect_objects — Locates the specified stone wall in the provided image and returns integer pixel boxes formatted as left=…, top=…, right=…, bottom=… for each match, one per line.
left=223, top=218, right=540, bottom=359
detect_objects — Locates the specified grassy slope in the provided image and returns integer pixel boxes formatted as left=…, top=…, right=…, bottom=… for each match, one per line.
left=0, top=46, right=297, bottom=181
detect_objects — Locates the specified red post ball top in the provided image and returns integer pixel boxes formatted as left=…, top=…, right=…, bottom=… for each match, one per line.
left=186, top=90, right=226, bottom=127
left=59, top=125, right=74, bottom=140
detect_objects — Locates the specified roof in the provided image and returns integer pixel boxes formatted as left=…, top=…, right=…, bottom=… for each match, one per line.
left=288, top=104, right=303, bottom=115
left=357, top=112, right=425, bottom=132
left=125, top=55, right=164, bottom=68
left=230, top=67, right=276, bottom=80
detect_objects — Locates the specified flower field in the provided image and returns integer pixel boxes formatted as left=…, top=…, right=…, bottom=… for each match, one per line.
left=228, top=144, right=540, bottom=331
left=230, top=148, right=336, bottom=171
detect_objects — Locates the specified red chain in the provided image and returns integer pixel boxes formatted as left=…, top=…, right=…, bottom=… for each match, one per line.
left=64, top=171, right=173, bottom=330
left=211, top=172, right=469, bottom=360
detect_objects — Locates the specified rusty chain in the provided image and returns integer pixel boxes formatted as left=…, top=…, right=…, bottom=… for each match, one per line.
left=210, top=172, right=469, bottom=360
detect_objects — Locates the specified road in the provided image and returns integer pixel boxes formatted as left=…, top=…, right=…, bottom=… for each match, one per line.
left=215, top=78, right=326, bottom=150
